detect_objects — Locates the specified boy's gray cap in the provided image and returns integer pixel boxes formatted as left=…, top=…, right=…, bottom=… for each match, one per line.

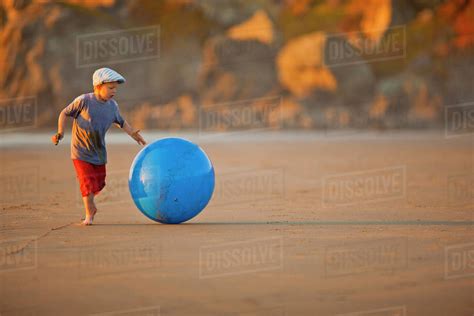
left=93, top=68, right=126, bottom=86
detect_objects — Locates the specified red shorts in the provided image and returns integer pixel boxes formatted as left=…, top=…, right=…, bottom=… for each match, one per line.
left=72, top=159, right=106, bottom=197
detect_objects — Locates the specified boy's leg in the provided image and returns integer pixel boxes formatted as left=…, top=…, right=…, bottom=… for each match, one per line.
left=72, top=159, right=105, bottom=225
left=81, top=193, right=97, bottom=225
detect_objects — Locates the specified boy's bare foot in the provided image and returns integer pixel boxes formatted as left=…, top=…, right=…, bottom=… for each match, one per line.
left=81, top=193, right=97, bottom=224
left=74, top=216, right=93, bottom=226
left=79, top=205, right=96, bottom=226
left=80, top=216, right=93, bottom=226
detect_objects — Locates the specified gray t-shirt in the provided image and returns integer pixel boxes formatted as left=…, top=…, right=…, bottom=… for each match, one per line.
left=64, top=93, right=124, bottom=165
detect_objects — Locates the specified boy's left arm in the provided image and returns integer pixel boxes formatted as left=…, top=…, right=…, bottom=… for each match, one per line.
left=121, top=120, right=147, bottom=145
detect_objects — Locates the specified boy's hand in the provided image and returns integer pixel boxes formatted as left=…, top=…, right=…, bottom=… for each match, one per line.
left=131, top=130, right=146, bottom=145
left=51, top=133, right=63, bottom=145
left=122, top=121, right=146, bottom=145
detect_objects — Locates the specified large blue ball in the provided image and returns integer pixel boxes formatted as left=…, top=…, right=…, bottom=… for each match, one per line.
left=128, top=138, right=215, bottom=224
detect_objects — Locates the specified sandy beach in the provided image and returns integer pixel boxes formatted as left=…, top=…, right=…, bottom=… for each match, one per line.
left=0, top=131, right=473, bottom=315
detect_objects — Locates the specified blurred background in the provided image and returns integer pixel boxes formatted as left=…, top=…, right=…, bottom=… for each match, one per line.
left=0, top=0, right=473, bottom=131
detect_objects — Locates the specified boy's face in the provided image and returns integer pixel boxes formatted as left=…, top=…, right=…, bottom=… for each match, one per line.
left=96, top=82, right=118, bottom=101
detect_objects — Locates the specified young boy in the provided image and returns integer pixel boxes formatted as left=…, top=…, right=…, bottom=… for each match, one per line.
left=52, top=68, right=146, bottom=225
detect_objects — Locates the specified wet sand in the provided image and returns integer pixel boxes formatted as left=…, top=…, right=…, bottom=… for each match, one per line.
left=0, top=131, right=473, bottom=315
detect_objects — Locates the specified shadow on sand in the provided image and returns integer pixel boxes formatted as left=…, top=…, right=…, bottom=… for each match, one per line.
left=92, top=220, right=474, bottom=226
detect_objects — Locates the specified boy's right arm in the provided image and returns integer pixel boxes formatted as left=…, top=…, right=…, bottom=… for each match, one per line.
left=52, top=96, right=84, bottom=145
left=52, top=109, right=67, bottom=145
